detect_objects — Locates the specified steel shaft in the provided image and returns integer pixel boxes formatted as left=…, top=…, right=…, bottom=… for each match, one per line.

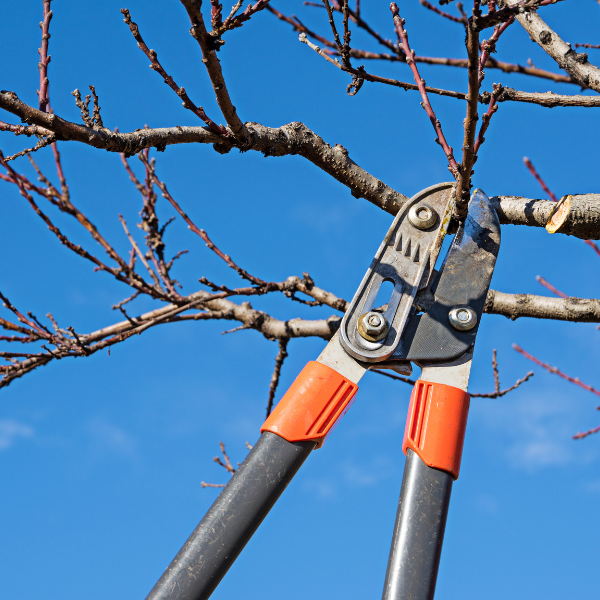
left=381, top=449, right=453, bottom=600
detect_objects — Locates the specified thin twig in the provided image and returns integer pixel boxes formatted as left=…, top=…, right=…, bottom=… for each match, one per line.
left=536, top=276, right=567, bottom=298
left=523, top=157, right=558, bottom=202
left=454, top=1, right=482, bottom=219
left=120, top=9, right=226, bottom=136
left=180, top=0, right=249, bottom=143
left=390, top=3, right=459, bottom=176
left=514, top=345, right=600, bottom=398
left=420, top=0, right=467, bottom=23
left=470, top=349, right=534, bottom=398
left=266, top=339, right=289, bottom=417
left=38, top=0, right=53, bottom=114
left=140, top=154, right=267, bottom=286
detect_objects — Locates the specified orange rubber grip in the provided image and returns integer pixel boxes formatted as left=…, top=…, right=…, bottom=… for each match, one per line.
left=402, top=380, right=470, bottom=480
left=261, top=361, right=359, bottom=448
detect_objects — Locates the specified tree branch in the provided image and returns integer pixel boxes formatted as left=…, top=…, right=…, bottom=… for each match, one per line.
left=180, top=0, right=250, bottom=143
left=485, top=290, right=600, bottom=322
left=0, top=93, right=407, bottom=213
left=493, top=194, right=600, bottom=240
left=509, top=2, right=600, bottom=92
left=488, top=87, right=600, bottom=107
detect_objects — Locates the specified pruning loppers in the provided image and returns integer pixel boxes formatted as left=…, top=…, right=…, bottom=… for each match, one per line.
left=145, top=182, right=501, bottom=600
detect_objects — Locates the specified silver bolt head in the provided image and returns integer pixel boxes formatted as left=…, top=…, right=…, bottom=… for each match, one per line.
left=357, top=311, right=389, bottom=342
left=448, top=306, right=477, bottom=331
left=408, top=203, right=437, bottom=230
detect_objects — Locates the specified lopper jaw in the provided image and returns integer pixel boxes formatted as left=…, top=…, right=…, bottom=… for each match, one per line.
left=372, top=188, right=501, bottom=373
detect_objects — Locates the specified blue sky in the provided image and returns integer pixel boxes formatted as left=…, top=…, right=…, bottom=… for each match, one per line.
left=1, top=2, right=599, bottom=599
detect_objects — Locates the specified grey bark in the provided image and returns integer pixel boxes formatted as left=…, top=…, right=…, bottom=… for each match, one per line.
left=485, top=289, right=600, bottom=322
left=511, top=5, right=600, bottom=92
left=493, top=195, right=600, bottom=240
left=2, top=92, right=600, bottom=239
left=494, top=87, right=600, bottom=108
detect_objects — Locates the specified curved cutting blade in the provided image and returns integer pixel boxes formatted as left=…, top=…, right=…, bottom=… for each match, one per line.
left=339, top=182, right=455, bottom=363
left=388, top=188, right=501, bottom=365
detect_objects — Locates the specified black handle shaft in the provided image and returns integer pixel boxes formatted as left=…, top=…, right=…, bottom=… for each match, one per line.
left=146, top=432, right=316, bottom=600
left=381, top=449, right=453, bottom=600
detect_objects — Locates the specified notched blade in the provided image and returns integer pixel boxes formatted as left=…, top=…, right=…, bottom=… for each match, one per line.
left=389, top=188, right=501, bottom=365
left=339, top=182, right=455, bottom=363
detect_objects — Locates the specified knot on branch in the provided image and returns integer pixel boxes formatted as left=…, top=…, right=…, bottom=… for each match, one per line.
left=347, top=68, right=365, bottom=96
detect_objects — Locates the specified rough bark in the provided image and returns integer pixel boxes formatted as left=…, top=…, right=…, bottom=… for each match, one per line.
left=511, top=5, right=600, bottom=92
left=485, top=289, right=600, bottom=322
left=2, top=90, right=600, bottom=238
left=0, top=91, right=406, bottom=213
left=493, top=195, right=600, bottom=240
left=493, top=87, right=600, bottom=107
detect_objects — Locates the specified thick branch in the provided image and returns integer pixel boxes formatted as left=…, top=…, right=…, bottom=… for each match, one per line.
left=510, top=4, right=600, bottom=92
left=0, top=93, right=406, bottom=213
left=489, top=87, right=600, bottom=107
left=3, top=92, right=599, bottom=238
left=180, top=0, right=249, bottom=143
left=493, top=195, right=600, bottom=240
left=485, top=290, right=600, bottom=322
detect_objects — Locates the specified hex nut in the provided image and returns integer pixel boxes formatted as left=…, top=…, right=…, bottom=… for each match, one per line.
left=408, top=203, right=437, bottom=230
left=448, top=306, right=477, bottom=331
left=357, top=311, right=389, bottom=342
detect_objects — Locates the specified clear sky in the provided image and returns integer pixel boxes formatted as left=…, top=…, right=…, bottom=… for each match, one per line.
left=1, top=2, right=599, bottom=599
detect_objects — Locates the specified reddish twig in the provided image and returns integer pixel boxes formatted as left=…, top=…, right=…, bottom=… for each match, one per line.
left=390, top=3, right=459, bottom=176
left=38, top=0, right=53, bottom=113
left=213, top=441, right=236, bottom=473
left=267, top=6, right=335, bottom=47
left=524, top=157, right=600, bottom=256
left=473, top=83, right=502, bottom=157
left=575, top=43, right=600, bottom=49
left=120, top=9, right=226, bottom=136
left=420, top=0, right=467, bottom=24
left=210, top=0, right=224, bottom=30
left=140, top=154, right=266, bottom=286
left=454, top=1, right=482, bottom=219
left=514, top=345, right=600, bottom=398
left=479, top=17, right=514, bottom=84
left=536, top=276, right=567, bottom=298
left=470, top=349, right=534, bottom=398
left=213, top=0, right=272, bottom=36
left=573, top=422, right=600, bottom=440
left=523, top=157, right=558, bottom=202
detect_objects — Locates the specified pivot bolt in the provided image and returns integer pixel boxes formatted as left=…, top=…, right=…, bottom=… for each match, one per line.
left=357, top=311, right=389, bottom=342
left=408, top=203, right=437, bottom=230
left=448, top=306, right=477, bottom=331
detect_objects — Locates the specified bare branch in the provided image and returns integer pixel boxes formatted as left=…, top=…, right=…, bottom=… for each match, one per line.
left=454, top=5, right=481, bottom=219
left=390, top=3, right=459, bottom=176
left=493, top=195, right=600, bottom=241
left=488, top=87, right=600, bottom=107
left=37, top=0, right=52, bottom=114
left=514, top=344, right=600, bottom=398
left=486, top=290, right=600, bottom=322
left=510, top=3, right=600, bottom=92
left=0, top=92, right=407, bottom=213
left=536, top=276, right=567, bottom=298
left=573, top=421, right=600, bottom=440
left=266, top=339, right=289, bottom=417
left=180, top=0, right=250, bottom=143
left=470, top=349, right=534, bottom=397
left=523, top=156, right=558, bottom=201
left=120, top=8, right=226, bottom=135
left=420, top=0, right=467, bottom=24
